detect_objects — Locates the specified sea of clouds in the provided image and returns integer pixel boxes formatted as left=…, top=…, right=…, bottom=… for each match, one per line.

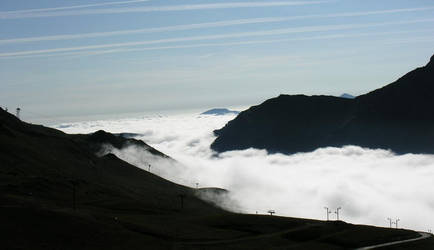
left=55, top=112, right=434, bottom=232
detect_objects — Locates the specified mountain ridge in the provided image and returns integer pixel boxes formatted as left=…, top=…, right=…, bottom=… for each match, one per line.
left=211, top=54, right=434, bottom=155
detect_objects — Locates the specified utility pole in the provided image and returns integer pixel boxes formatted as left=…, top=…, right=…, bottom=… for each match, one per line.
left=70, top=180, right=78, bottom=211
left=334, top=207, right=342, bottom=221
left=395, top=219, right=400, bottom=229
left=324, top=207, right=331, bottom=221
left=387, top=218, right=393, bottom=228
left=268, top=210, right=275, bottom=216
left=73, top=183, right=76, bottom=211
left=16, top=107, right=21, bottom=119
left=178, top=194, right=185, bottom=210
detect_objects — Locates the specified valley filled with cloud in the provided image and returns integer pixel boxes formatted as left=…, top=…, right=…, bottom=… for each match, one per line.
left=55, top=112, right=434, bottom=232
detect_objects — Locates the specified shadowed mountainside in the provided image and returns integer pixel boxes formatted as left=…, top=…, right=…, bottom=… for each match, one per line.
left=73, top=129, right=170, bottom=158
left=212, top=54, right=434, bottom=155
left=1, top=108, right=431, bottom=249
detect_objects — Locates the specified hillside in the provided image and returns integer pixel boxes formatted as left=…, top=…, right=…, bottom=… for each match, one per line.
left=211, top=54, right=434, bottom=155
left=73, top=129, right=171, bottom=158
left=0, top=108, right=431, bottom=249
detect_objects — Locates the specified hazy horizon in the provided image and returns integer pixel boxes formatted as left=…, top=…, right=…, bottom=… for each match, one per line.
left=19, top=103, right=249, bottom=125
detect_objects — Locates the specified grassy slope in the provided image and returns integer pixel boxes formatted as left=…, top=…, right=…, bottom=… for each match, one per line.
left=0, top=109, right=431, bottom=249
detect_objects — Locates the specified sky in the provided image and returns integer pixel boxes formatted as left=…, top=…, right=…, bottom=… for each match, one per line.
left=55, top=112, right=434, bottom=232
left=1, top=0, right=434, bottom=123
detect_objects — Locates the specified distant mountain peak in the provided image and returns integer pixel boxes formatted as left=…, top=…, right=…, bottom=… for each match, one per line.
left=339, top=93, right=355, bottom=99
left=201, top=108, right=239, bottom=116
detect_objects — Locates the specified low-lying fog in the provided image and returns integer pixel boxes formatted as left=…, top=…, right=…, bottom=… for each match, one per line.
left=55, top=113, right=434, bottom=232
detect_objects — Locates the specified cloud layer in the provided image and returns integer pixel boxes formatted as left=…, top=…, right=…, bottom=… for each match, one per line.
left=56, top=112, right=434, bottom=232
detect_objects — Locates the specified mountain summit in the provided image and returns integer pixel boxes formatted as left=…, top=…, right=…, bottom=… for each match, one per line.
left=339, top=93, right=355, bottom=99
left=211, top=54, right=434, bottom=155
left=201, top=108, right=240, bottom=115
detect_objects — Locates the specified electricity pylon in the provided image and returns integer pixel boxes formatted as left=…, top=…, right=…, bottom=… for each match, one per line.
left=387, top=218, right=393, bottom=228
left=324, top=207, right=331, bottom=221
left=16, top=108, right=21, bottom=119
left=334, top=207, right=342, bottom=221
left=395, top=219, right=400, bottom=229
left=178, top=194, right=186, bottom=209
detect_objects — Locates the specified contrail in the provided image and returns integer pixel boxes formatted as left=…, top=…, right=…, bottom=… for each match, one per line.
left=1, top=6, right=433, bottom=45
left=1, top=18, right=434, bottom=58
left=0, top=1, right=331, bottom=19
left=0, top=0, right=151, bottom=14
left=35, top=30, right=434, bottom=59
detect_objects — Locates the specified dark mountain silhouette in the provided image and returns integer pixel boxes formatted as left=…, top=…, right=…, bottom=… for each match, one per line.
left=74, top=130, right=170, bottom=158
left=201, top=108, right=240, bottom=115
left=212, top=54, right=434, bottom=155
left=115, top=132, right=143, bottom=138
left=339, top=93, right=355, bottom=99
left=1, top=107, right=428, bottom=249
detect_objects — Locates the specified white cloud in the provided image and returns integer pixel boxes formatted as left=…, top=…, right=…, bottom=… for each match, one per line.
left=0, top=0, right=151, bottom=14
left=1, top=6, right=433, bottom=45
left=55, top=112, right=434, bottom=232
left=0, top=1, right=330, bottom=19
left=39, top=30, right=434, bottom=59
left=3, top=30, right=434, bottom=62
left=2, top=18, right=434, bottom=58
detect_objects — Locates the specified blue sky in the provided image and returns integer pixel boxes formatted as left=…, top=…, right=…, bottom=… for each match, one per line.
left=1, top=0, right=433, bottom=123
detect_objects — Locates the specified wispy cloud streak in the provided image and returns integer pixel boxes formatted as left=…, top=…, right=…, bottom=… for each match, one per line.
left=1, top=0, right=151, bottom=14
left=1, top=18, right=434, bottom=58
left=70, top=31, right=434, bottom=56
left=5, top=29, right=434, bottom=59
left=0, top=1, right=330, bottom=19
left=1, top=6, right=433, bottom=45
